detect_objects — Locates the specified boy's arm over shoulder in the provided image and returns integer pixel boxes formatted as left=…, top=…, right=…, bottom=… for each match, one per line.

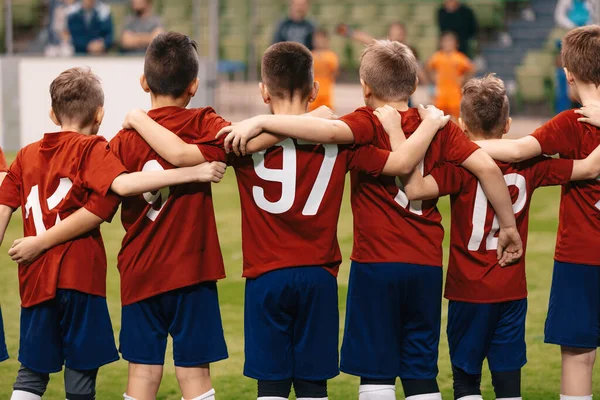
left=570, top=141, right=600, bottom=181
left=441, top=120, right=480, bottom=164
left=81, top=135, right=128, bottom=196
left=529, top=110, right=580, bottom=158
left=523, top=156, right=575, bottom=188
left=476, top=135, right=542, bottom=163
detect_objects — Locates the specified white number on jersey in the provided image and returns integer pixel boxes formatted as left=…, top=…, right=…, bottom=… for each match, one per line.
left=25, top=177, right=73, bottom=234
left=394, top=160, right=424, bottom=215
left=468, top=173, right=527, bottom=251
left=251, top=138, right=339, bottom=215
left=142, top=160, right=170, bottom=221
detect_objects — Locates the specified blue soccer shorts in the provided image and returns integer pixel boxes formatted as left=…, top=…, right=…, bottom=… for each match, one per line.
left=120, top=282, right=228, bottom=367
left=545, top=261, right=600, bottom=348
left=447, top=299, right=528, bottom=375
left=341, top=261, right=443, bottom=380
left=19, top=289, right=119, bottom=374
left=244, top=266, right=339, bottom=381
left=0, top=308, right=9, bottom=362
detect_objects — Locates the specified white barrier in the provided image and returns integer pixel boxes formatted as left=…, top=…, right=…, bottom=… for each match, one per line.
left=1, top=56, right=216, bottom=150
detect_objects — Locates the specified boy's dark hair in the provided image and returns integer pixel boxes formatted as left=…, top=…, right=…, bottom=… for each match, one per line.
left=50, top=67, right=104, bottom=127
left=360, top=40, right=417, bottom=101
left=562, top=25, right=600, bottom=86
left=261, top=42, right=314, bottom=100
left=460, top=74, right=510, bottom=136
left=144, top=32, right=199, bottom=98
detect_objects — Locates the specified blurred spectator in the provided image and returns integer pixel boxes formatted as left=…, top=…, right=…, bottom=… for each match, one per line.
left=67, top=0, right=114, bottom=55
left=438, top=0, right=478, bottom=57
left=45, top=0, right=76, bottom=57
left=427, top=32, right=475, bottom=120
left=309, top=28, right=339, bottom=112
left=120, top=0, right=164, bottom=54
left=555, top=0, right=596, bottom=29
left=273, top=0, right=315, bottom=50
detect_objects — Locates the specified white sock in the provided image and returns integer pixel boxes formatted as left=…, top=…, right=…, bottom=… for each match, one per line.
left=359, top=384, right=396, bottom=400
left=10, top=391, right=42, bottom=400
left=406, top=393, right=443, bottom=400
left=560, top=396, right=593, bottom=400
left=457, top=396, right=483, bottom=400
left=184, top=388, right=216, bottom=400
left=123, top=394, right=137, bottom=400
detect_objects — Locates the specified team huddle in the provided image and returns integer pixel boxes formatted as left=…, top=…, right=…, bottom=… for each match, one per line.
left=0, top=23, right=598, bottom=400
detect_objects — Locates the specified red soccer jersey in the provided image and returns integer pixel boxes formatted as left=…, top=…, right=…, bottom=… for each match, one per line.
left=431, top=156, right=574, bottom=303
left=340, top=107, right=480, bottom=267
left=0, top=132, right=126, bottom=307
left=531, top=110, right=600, bottom=266
left=0, top=147, right=7, bottom=172
left=231, top=140, right=390, bottom=278
left=110, top=106, right=228, bottom=306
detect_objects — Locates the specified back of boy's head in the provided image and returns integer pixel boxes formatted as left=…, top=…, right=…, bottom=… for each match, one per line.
left=360, top=40, right=417, bottom=102
left=50, top=67, right=104, bottom=127
left=144, top=32, right=199, bottom=98
left=460, top=74, right=509, bottom=136
left=261, top=42, right=314, bottom=100
left=562, top=25, right=600, bottom=86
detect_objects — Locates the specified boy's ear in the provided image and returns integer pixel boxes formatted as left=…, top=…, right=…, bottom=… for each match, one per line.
left=49, top=108, right=60, bottom=126
left=95, top=106, right=105, bottom=125
left=413, top=76, right=419, bottom=94
left=458, top=117, right=467, bottom=132
left=189, top=78, right=199, bottom=97
left=309, top=81, right=320, bottom=103
left=259, top=82, right=270, bottom=104
left=360, top=79, right=372, bottom=100
left=504, top=117, right=512, bottom=134
left=564, top=68, right=575, bottom=85
left=140, top=75, right=151, bottom=93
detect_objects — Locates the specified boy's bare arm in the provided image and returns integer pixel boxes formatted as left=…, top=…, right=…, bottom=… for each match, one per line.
left=461, top=149, right=523, bottom=265
left=575, top=103, right=600, bottom=127
left=217, top=115, right=356, bottom=156
left=109, top=161, right=227, bottom=197
left=403, top=173, right=440, bottom=201
left=0, top=205, right=14, bottom=247
left=571, top=143, right=600, bottom=180
left=476, top=136, right=542, bottom=162
left=8, top=207, right=103, bottom=265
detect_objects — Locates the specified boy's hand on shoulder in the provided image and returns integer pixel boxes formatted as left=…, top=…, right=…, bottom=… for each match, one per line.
left=216, top=117, right=264, bottom=156
left=8, top=236, right=48, bottom=265
left=575, top=103, right=600, bottom=128
left=306, top=105, right=338, bottom=120
left=497, top=226, right=523, bottom=267
left=374, top=105, right=403, bottom=137
left=193, top=161, right=227, bottom=183
left=418, top=104, right=451, bottom=130
left=122, top=108, right=148, bottom=130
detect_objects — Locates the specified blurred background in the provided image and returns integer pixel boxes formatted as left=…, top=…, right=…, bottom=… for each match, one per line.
left=0, top=0, right=596, bottom=145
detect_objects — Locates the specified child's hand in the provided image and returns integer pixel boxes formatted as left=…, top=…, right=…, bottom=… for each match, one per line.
left=575, top=103, right=600, bottom=128
left=307, top=105, right=338, bottom=120
left=193, top=161, right=227, bottom=183
left=122, top=109, right=148, bottom=130
left=8, top=236, right=48, bottom=265
left=216, top=117, right=264, bottom=156
left=374, top=105, right=403, bottom=137
left=497, top=226, right=523, bottom=267
left=418, top=104, right=451, bottom=130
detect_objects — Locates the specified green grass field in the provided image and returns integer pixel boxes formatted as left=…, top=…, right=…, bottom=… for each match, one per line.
left=0, top=155, right=596, bottom=399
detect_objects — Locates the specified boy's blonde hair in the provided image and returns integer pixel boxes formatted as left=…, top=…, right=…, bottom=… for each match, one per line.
left=460, top=74, right=509, bottom=136
left=50, top=67, right=104, bottom=127
left=359, top=40, right=417, bottom=101
left=562, top=25, right=600, bottom=86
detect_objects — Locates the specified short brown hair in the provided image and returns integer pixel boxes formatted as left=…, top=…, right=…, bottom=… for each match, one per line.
left=360, top=40, right=417, bottom=101
left=562, top=25, right=600, bottom=86
left=261, top=42, right=314, bottom=100
left=50, top=67, right=104, bottom=127
left=460, top=74, right=510, bottom=135
left=145, top=32, right=199, bottom=98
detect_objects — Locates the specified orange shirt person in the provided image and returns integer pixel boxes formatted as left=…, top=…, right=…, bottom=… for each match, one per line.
left=427, top=32, right=475, bottom=119
left=309, top=29, right=339, bottom=111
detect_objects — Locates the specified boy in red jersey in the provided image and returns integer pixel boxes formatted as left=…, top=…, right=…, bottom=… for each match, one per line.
left=0, top=67, right=226, bottom=400
left=121, top=41, right=452, bottom=400
left=214, top=40, right=522, bottom=400
left=385, top=74, right=600, bottom=400
left=474, top=26, right=600, bottom=400
left=0, top=146, right=8, bottom=366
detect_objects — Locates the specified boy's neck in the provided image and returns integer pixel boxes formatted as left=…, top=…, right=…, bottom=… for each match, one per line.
left=368, top=98, right=410, bottom=111
left=150, top=94, right=190, bottom=110
left=60, top=124, right=94, bottom=135
left=271, top=100, right=308, bottom=115
left=574, top=81, right=600, bottom=106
